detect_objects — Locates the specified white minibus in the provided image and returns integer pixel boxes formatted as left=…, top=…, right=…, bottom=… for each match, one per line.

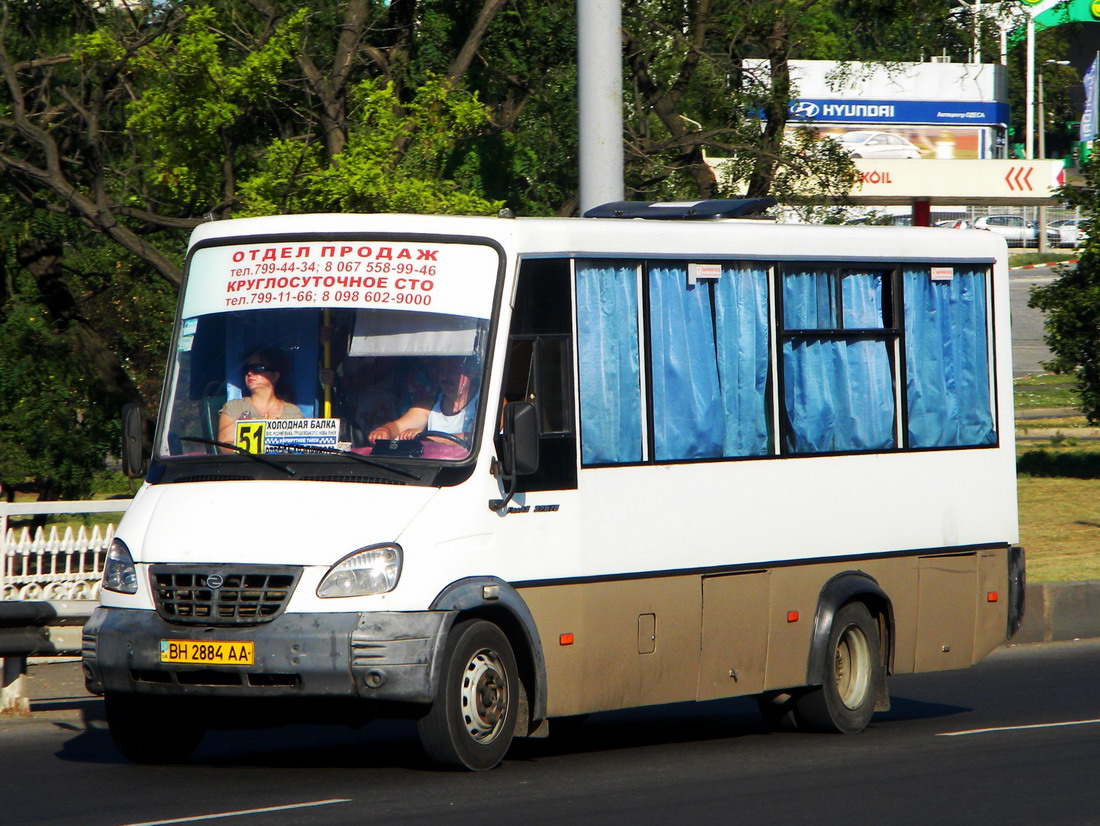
left=84, top=201, right=1024, bottom=770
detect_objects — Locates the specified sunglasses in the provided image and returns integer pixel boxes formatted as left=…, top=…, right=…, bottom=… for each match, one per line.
left=242, top=363, right=274, bottom=374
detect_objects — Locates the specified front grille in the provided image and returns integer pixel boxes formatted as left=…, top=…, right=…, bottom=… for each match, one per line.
left=150, top=565, right=300, bottom=626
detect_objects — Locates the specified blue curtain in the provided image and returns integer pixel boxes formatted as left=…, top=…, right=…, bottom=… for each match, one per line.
left=576, top=261, right=643, bottom=464
left=649, top=266, right=724, bottom=459
left=842, top=271, right=885, bottom=329
left=782, top=269, right=895, bottom=453
left=714, top=265, right=771, bottom=456
left=783, top=269, right=837, bottom=329
left=904, top=268, right=995, bottom=447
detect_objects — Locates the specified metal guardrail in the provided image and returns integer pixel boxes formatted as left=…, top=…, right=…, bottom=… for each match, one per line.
left=0, top=500, right=130, bottom=714
left=0, top=600, right=97, bottom=715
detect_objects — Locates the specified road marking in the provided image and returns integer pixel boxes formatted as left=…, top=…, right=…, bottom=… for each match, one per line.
left=938, top=718, right=1100, bottom=737
left=119, top=799, right=352, bottom=826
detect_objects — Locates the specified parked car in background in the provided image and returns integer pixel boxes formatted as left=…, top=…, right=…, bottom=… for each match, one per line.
left=830, top=130, right=924, bottom=159
left=1049, top=218, right=1086, bottom=248
left=973, top=215, right=1059, bottom=248
left=936, top=219, right=971, bottom=229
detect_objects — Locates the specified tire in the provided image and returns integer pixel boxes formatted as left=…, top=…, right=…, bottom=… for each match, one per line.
left=793, top=601, right=884, bottom=734
left=417, top=619, right=519, bottom=771
left=105, top=693, right=206, bottom=764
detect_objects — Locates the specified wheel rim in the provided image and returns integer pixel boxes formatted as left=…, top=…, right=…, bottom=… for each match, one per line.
left=834, top=623, right=872, bottom=710
left=460, top=647, right=509, bottom=744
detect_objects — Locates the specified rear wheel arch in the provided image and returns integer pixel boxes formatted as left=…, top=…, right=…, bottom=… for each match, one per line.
left=807, top=571, right=894, bottom=686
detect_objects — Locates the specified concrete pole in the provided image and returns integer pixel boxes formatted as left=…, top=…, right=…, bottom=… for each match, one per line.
left=0, top=657, right=30, bottom=717
left=1026, top=18, right=1035, bottom=160
left=973, top=0, right=982, bottom=64
left=577, top=0, right=624, bottom=214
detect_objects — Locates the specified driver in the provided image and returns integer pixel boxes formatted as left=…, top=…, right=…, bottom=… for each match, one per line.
left=367, top=356, right=479, bottom=445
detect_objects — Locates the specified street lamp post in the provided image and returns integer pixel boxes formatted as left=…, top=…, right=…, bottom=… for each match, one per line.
left=1038, top=59, right=1071, bottom=159
left=1037, top=59, right=1071, bottom=254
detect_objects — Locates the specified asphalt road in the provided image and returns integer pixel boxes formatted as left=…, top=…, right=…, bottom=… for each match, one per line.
left=4, top=638, right=1100, bottom=826
left=1011, top=264, right=1060, bottom=378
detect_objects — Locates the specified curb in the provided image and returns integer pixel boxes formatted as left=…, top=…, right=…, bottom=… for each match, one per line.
left=1012, top=580, right=1100, bottom=644
left=1011, top=258, right=1078, bottom=270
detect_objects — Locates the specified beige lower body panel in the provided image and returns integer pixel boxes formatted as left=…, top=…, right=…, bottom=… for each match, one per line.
left=518, top=548, right=1010, bottom=719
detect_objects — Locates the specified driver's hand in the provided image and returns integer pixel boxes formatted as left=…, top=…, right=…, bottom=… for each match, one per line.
left=397, top=428, right=423, bottom=440
left=368, top=427, right=392, bottom=443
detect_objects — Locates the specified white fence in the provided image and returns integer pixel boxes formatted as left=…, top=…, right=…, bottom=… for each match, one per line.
left=1, top=500, right=131, bottom=601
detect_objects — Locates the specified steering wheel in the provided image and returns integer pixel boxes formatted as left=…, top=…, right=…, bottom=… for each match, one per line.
left=416, top=430, right=470, bottom=449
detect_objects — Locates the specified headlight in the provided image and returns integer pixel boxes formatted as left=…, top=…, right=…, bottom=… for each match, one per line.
left=317, top=544, right=402, bottom=598
left=103, top=538, right=139, bottom=594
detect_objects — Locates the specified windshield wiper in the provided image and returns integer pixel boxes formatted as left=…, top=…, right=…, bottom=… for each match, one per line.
left=178, top=437, right=296, bottom=476
left=275, top=443, right=422, bottom=481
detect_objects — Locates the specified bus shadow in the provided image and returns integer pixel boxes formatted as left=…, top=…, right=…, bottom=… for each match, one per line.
left=57, top=719, right=430, bottom=769
left=54, top=693, right=971, bottom=769
left=876, top=695, right=971, bottom=723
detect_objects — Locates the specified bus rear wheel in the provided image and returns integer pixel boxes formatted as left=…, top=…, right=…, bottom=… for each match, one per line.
left=105, top=693, right=206, bottom=764
left=794, top=601, right=883, bottom=734
left=417, top=619, right=519, bottom=771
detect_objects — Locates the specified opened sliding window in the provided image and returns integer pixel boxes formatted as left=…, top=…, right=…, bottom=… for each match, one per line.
left=781, top=267, right=897, bottom=454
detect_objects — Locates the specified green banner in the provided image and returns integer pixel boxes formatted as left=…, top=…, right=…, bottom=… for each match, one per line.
left=1029, top=0, right=1100, bottom=33
left=1010, top=0, right=1100, bottom=44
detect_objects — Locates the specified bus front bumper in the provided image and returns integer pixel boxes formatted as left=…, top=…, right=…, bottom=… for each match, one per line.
left=82, top=607, right=452, bottom=704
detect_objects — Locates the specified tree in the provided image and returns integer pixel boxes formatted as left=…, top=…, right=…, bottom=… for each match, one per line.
left=1029, top=154, right=1100, bottom=421
left=0, top=0, right=1028, bottom=499
left=0, top=0, right=507, bottom=498
left=615, top=0, right=1016, bottom=213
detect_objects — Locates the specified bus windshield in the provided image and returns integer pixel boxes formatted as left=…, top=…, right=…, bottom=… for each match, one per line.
left=157, top=238, right=499, bottom=464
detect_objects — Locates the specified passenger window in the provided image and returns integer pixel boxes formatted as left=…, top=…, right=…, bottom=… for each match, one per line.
left=647, top=263, right=771, bottom=461
left=780, top=267, right=898, bottom=454
left=903, top=267, right=995, bottom=448
left=576, top=260, right=644, bottom=465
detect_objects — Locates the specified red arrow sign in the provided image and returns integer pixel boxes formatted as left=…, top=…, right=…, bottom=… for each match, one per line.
left=1005, top=166, right=1034, bottom=191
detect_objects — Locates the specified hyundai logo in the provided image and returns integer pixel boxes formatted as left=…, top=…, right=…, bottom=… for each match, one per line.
left=205, top=574, right=224, bottom=589
left=789, top=101, right=819, bottom=118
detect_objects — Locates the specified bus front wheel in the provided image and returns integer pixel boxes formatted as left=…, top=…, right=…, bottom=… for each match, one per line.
left=794, top=601, right=883, bottom=734
left=417, top=619, right=519, bottom=771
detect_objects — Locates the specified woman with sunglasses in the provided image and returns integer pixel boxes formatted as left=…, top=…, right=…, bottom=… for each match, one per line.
left=217, top=346, right=304, bottom=444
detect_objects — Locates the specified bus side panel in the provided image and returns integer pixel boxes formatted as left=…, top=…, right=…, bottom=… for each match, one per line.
left=518, top=576, right=701, bottom=718
left=697, top=571, right=770, bottom=699
left=974, top=547, right=1011, bottom=663
left=915, top=553, right=978, bottom=671
left=761, top=557, right=919, bottom=691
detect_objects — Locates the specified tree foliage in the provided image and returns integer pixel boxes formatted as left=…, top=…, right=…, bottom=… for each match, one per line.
left=1030, top=155, right=1100, bottom=422
left=0, top=0, right=1023, bottom=496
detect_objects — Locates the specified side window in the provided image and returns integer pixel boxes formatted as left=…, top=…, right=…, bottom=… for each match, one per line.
left=576, top=260, right=643, bottom=465
left=647, top=263, right=771, bottom=461
left=903, top=267, right=995, bottom=447
left=780, top=267, right=898, bottom=454
left=504, top=259, right=577, bottom=490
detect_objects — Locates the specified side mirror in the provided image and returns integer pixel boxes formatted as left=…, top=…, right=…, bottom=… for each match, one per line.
left=490, top=401, right=538, bottom=512
left=121, top=403, right=146, bottom=478
left=502, top=401, right=539, bottom=477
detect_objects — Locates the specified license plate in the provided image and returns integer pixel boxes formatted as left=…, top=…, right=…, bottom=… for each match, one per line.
left=160, top=640, right=255, bottom=666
